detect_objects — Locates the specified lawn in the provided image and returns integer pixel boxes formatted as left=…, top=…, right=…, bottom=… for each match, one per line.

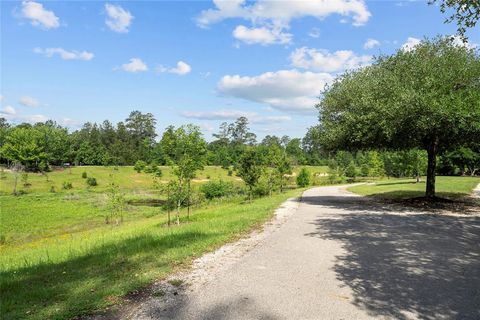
left=0, top=165, right=306, bottom=320
left=0, top=165, right=327, bottom=195
left=348, top=176, right=480, bottom=199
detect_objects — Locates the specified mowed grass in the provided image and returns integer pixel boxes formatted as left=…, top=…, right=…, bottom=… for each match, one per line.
left=0, top=189, right=302, bottom=320
left=0, top=165, right=327, bottom=195
left=348, top=176, right=480, bottom=199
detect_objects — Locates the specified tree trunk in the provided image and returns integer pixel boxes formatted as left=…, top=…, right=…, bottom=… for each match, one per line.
left=426, top=140, right=438, bottom=199
left=187, top=181, right=191, bottom=219
left=176, top=200, right=181, bottom=225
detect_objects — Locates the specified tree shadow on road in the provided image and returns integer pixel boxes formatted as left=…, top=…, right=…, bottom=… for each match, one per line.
left=302, top=194, right=480, bottom=320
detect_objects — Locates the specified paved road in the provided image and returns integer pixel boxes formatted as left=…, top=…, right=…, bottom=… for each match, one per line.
left=136, top=186, right=480, bottom=320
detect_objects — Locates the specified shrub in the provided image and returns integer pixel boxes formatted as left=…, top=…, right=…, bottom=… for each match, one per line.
left=62, top=181, right=73, bottom=190
left=50, top=186, right=56, bottom=193
left=86, top=177, right=97, bottom=186
left=134, top=160, right=147, bottom=173
left=296, top=168, right=310, bottom=187
left=200, top=180, right=234, bottom=200
left=81, top=171, right=88, bottom=179
left=21, top=173, right=31, bottom=187
left=227, top=169, right=233, bottom=176
left=252, top=178, right=270, bottom=197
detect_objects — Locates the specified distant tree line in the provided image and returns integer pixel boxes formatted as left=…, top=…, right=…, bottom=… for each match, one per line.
left=0, top=110, right=478, bottom=179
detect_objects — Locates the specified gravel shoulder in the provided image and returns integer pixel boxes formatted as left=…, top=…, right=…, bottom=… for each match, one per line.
left=94, top=185, right=480, bottom=320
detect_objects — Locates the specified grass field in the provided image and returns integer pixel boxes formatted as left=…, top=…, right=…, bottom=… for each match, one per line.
left=0, top=165, right=313, bottom=319
left=348, top=176, right=480, bottom=199
left=0, top=165, right=328, bottom=195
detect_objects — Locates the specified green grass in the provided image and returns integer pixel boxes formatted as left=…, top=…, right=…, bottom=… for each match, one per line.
left=348, top=176, right=480, bottom=199
left=0, top=165, right=327, bottom=195
left=0, top=182, right=302, bottom=319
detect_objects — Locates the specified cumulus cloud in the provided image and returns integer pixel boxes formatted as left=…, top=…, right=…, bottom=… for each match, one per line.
left=197, top=0, right=371, bottom=27
left=290, top=47, right=371, bottom=72
left=181, top=109, right=291, bottom=124
left=105, top=3, right=133, bottom=33
left=401, top=37, right=421, bottom=52
left=33, top=47, right=94, bottom=61
left=1, top=105, right=16, bottom=115
left=363, top=38, right=380, bottom=49
left=197, top=0, right=370, bottom=45
left=233, top=25, right=292, bottom=45
left=217, top=70, right=334, bottom=112
left=20, top=1, right=60, bottom=29
left=19, top=96, right=40, bottom=107
left=118, top=58, right=148, bottom=73
left=157, top=61, right=191, bottom=75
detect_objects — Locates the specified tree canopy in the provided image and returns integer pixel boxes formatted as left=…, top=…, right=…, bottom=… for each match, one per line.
left=318, top=37, right=480, bottom=198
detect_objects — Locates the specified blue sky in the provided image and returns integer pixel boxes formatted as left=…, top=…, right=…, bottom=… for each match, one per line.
left=1, top=0, right=478, bottom=140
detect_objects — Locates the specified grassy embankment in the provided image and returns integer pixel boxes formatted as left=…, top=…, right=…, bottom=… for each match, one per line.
left=0, top=165, right=313, bottom=319
left=348, top=176, right=480, bottom=199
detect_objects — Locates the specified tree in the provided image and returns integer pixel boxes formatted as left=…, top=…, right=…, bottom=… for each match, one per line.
left=1, top=126, right=46, bottom=170
left=237, top=147, right=263, bottom=200
left=276, top=153, right=292, bottom=192
left=168, top=125, right=207, bottom=223
left=286, top=138, right=306, bottom=165
left=318, top=37, right=480, bottom=198
left=296, top=168, right=310, bottom=187
left=430, top=0, right=480, bottom=40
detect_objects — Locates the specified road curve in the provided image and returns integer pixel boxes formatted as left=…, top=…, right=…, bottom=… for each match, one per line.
left=132, top=185, right=480, bottom=320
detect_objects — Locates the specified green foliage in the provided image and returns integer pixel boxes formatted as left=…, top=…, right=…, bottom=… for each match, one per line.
left=86, top=177, right=97, bottom=187
left=81, top=171, right=88, bottom=179
left=105, top=177, right=126, bottom=225
left=237, top=147, right=263, bottom=199
left=318, top=37, right=480, bottom=197
left=134, top=160, right=147, bottom=173
left=345, top=161, right=357, bottom=178
left=430, top=0, right=479, bottom=40
left=296, top=168, right=311, bottom=187
left=21, top=172, right=30, bottom=187
left=62, top=181, right=73, bottom=190
left=200, top=180, right=235, bottom=199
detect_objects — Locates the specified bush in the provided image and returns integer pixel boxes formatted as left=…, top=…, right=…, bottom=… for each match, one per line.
left=252, top=178, right=270, bottom=197
left=296, top=168, right=310, bottom=187
left=134, top=160, right=147, bottom=173
left=200, top=180, right=235, bottom=200
left=86, top=177, right=97, bottom=186
left=62, top=181, right=73, bottom=190
left=50, top=186, right=56, bottom=193
left=227, top=169, right=233, bottom=176
left=81, top=171, right=88, bottom=179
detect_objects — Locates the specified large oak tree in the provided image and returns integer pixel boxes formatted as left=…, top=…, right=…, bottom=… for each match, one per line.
left=318, top=37, right=480, bottom=198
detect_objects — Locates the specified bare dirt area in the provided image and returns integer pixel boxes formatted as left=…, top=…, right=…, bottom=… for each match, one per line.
left=89, top=185, right=480, bottom=320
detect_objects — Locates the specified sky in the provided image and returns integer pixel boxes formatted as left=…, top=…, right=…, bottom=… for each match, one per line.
left=1, top=0, right=479, bottom=140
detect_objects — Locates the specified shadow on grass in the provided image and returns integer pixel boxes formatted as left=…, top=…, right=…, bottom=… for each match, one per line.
left=0, top=231, right=215, bottom=320
left=301, top=194, right=480, bottom=320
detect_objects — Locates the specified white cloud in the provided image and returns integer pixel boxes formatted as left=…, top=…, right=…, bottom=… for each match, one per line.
left=364, top=38, right=380, bottom=49
left=197, top=0, right=371, bottom=27
left=181, top=109, right=291, bottom=124
left=308, top=28, right=321, bottom=38
left=217, top=69, right=334, bottom=112
left=33, top=47, right=94, bottom=61
left=197, top=0, right=370, bottom=45
left=118, top=58, right=148, bottom=73
left=233, top=25, right=292, bottom=45
left=105, top=3, right=133, bottom=33
left=157, top=61, right=191, bottom=75
left=27, top=114, right=48, bottom=123
left=19, top=96, right=40, bottom=107
left=1, top=105, right=16, bottom=115
left=182, top=109, right=256, bottom=120
left=0, top=95, right=4, bottom=102
left=450, top=35, right=478, bottom=49
left=401, top=37, right=421, bottom=52
left=290, top=47, right=371, bottom=72
left=21, top=1, right=60, bottom=29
